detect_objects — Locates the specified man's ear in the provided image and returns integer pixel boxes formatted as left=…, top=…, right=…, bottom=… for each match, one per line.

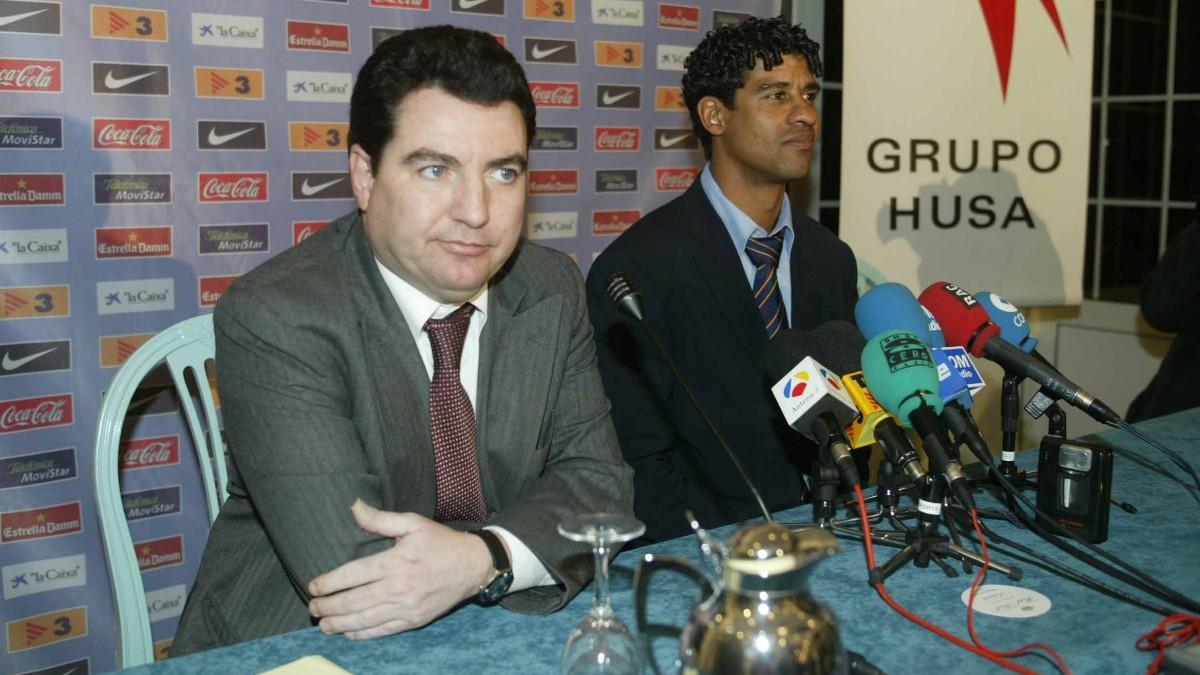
left=697, top=96, right=727, bottom=139
left=348, top=144, right=374, bottom=212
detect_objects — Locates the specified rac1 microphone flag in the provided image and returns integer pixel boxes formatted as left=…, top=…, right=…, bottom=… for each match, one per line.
left=918, top=281, right=1121, bottom=426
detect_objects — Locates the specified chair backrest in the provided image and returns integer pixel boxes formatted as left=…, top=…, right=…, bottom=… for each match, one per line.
left=93, top=313, right=227, bottom=668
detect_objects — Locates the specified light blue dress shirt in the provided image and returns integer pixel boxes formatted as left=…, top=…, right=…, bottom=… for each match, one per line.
left=698, top=164, right=794, bottom=325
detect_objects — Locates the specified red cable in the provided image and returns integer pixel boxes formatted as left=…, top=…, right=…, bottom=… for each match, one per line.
left=966, top=508, right=1071, bottom=674
left=852, top=485, right=1036, bottom=674
left=1136, top=613, right=1200, bottom=674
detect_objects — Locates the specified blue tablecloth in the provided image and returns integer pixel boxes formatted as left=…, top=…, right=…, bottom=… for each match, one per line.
left=117, top=409, right=1200, bottom=674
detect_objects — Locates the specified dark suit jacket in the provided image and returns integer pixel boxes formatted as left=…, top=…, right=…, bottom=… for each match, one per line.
left=174, top=211, right=633, bottom=653
left=585, top=181, right=857, bottom=542
left=1128, top=217, right=1200, bottom=421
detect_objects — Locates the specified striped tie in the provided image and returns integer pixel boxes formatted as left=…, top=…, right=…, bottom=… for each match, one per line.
left=744, top=232, right=788, bottom=340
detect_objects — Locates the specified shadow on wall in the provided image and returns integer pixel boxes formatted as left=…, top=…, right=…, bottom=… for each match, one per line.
left=873, top=168, right=1066, bottom=305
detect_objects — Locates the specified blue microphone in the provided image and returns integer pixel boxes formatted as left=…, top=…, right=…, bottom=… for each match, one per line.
left=975, top=291, right=1037, bottom=353
left=932, top=347, right=972, bottom=408
left=855, top=283, right=935, bottom=343
left=922, top=304, right=946, bottom=348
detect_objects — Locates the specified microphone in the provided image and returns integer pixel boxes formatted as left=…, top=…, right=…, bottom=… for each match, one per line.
left=922, top=304, right=947, bottom=348
left=918, top=281, right=1122, bottom=426
left=855, top=282, right=937, bottom=343
left=811, top=321, right=926, bottom=484
left=764, top=330, right=862, bottom=488
left=605, top=272, right=774, bottom=523
left=860, top=329, right=975, bottom=510
left=974, top=291, right=1037, bottom=353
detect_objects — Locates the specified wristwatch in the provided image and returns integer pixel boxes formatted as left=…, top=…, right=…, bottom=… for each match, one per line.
left=471, top=528, right=514, bottom=605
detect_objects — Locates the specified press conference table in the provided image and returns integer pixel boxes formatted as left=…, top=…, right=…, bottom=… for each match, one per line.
left=119, top=409, right=1200, bottom=674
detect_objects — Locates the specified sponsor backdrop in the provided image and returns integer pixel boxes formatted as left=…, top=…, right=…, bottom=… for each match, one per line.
left=0, top=0, right=777, bottom=671
left=839, top=1, right=1093, bottom=306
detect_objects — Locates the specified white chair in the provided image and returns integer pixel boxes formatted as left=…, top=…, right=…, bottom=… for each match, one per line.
left=93, top=313, right=228, bottom=668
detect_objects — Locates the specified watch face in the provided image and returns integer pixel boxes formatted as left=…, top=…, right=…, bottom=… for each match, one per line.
left=482, top=570, right=514, bottom=603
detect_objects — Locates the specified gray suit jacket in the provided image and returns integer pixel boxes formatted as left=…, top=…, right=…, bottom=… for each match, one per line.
left=173, top=211, right=633, bottom=654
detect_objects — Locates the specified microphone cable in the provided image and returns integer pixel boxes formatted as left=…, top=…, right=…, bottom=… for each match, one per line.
left=944, top=507, right=1178, bottom=617
left=964, top=508, right=1071, bottom=673
left=1114, top=419, right=1200, bottom=494
left=1136, top=613, right=1200, bottom=675
left=851, top=485, right=1045, bottom=674
left=967, top=450, right=1200, bottom=615
left=605, top=272, right=773, bottom=523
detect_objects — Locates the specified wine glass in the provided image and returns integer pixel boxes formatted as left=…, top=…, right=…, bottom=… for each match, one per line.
left=558, top=513, right=646, bottom=675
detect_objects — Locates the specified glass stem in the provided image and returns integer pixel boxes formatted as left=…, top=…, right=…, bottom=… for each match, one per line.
left=591, top=538, right=612, bottom=617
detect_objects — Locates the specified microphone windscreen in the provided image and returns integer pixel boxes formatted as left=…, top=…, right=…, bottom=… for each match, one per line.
left=861, top=329, right=944, bottom=424
left=813, top=321, right=866, bottom=375
left=975, top=291, right=1037, bottom=353
left=917, top=282, right=1000, bottom=357
left=764, top=328, right=822, bottom=383
left=922, top=304, right=947, bottom=348
left=855, top=282, right=934, bottom=344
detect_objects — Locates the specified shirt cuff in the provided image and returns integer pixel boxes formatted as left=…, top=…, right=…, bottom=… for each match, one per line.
left=484, top=525, right=557, bottom=593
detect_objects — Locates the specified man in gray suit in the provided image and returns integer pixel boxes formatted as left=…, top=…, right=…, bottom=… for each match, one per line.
left=173, top=25, right=633, bottom=653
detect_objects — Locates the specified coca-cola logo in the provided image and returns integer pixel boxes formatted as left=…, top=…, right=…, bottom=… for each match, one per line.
left=595, top=127, right=640, bottom=151
left=0, top=59, right=61, bottom=93
left=120, top=435, right=180, bottom=470
left=93, top=118, right=171, bottom=150
left=529, top=82, right=579, bottom=108
left=292, top=221, right=330, bottom=245
left=0, top=394, right=73, bottom=434
left=655, top=167, right=699, bottom=191
left=198, top=172, right=268, bottom=203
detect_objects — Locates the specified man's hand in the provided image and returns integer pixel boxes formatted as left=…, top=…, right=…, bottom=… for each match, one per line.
left=307, top=500, right=492, bottom=640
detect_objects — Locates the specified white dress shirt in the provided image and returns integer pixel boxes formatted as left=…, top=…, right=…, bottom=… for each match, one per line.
left=374, top=259, right=557, bottom=594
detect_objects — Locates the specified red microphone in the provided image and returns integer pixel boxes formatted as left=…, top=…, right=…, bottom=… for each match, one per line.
left=918, top=282, right=1120, bottom=426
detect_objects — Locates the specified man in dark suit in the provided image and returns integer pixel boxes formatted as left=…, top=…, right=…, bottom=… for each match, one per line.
left=586, top=16, right=857, bottom=542
left=174, top=26, right=633, bottom=653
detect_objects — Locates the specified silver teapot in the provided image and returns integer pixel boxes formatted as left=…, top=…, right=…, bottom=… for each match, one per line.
left=633, top=517, right=846, bottom=674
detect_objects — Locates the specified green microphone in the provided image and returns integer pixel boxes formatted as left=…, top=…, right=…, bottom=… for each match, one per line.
left=862, top=329, right=975, bottom=510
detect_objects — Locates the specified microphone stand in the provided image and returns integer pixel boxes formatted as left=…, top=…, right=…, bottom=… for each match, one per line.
left=811, top=450, right=841, bottom=528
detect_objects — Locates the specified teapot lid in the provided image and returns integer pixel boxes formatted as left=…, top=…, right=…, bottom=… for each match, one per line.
left=723, top=523, right=838, bottom=593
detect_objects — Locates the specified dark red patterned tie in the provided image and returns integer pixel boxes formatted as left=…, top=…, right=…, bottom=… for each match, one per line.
left=425, top=303, right=487, bottom=523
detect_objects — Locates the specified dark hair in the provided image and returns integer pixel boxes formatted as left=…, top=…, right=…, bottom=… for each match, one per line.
left=348, top=25, right=537, bottom=172
left=682, top=16, right=823, bottom=158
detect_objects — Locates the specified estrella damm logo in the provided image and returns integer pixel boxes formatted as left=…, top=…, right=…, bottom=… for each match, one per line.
left=99, top=333, right=152, bottom=367
left=288, top=122, right=348, bottom=151
left=91, top=4, right=167, bottom=41
left=194, top=67, right=264, bottom=99
left=6, top=605, right=86, bottom=653
left=594, top=40, right=642, bottom=68
left=1, top=285, right=69, bottom=319
left=524, top=0, right=573, bottom=21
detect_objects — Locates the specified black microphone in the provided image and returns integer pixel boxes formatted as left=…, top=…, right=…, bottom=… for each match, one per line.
left=812, top=321, right=927, bottom=484
left=764, top=329, right=861, bottom=488
left=605, top=272, right=773, bottom=523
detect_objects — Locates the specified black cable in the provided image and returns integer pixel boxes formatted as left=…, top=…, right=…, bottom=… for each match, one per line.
left=979, top=457, right=1200, bottom=614
left=1116, top=420, right=1200, bottom=493
left=945, top=509, right=1177, bottom=617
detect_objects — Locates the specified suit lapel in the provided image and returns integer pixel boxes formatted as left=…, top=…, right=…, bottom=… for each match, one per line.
left=476, top=247, right=558, bottom=508
left=680, top=181, right=769, bottom=361
left=344, top=217, right=438, bottom=515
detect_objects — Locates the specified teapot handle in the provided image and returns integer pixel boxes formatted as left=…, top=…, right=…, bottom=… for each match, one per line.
left=633, top=552, right=715, bottom=675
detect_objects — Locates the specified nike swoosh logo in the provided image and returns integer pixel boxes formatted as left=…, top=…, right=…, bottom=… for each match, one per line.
left=0, top=9, right=47, bottom=28
left=207, top=127, right=255, bottom=146
left=601, top=90, right=634, bottom=105
left=530, top=44, right=567, bottom=60
left=658, top=132, right=692, bottom=147
left=458, top=0, right=490, bottom=8
left=1, top=347, right=56, bottom=371
left=300, top=177, right=344, bottom=196
left=104, top=70, right=158, bottom=90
